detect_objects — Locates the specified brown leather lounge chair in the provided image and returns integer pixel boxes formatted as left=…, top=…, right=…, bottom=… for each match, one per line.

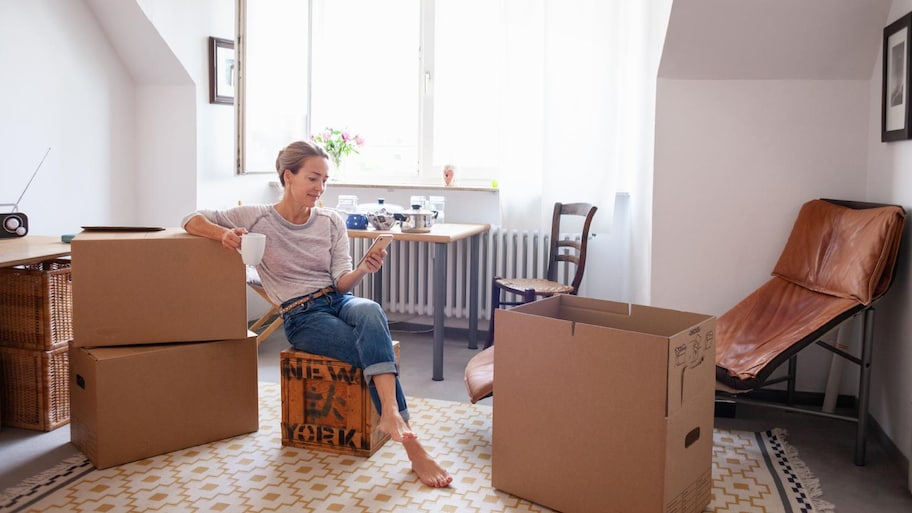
left=715, top=198, right=905, bottom=466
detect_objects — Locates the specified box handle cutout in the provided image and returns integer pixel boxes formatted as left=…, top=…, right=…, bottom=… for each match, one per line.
left=685, top=427, right=700, bottom=448
left=76, top=374, right=86, bottom=390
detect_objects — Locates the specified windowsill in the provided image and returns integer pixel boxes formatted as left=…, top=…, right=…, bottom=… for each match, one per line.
left=268, top=179, right=499, bottom=193
left=267, top=178, right=502, bottom=225
left=327, top=181, right=498, bottom=193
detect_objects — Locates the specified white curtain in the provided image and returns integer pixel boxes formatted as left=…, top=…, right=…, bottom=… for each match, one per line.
left=494, top=0, right=667, bottom=235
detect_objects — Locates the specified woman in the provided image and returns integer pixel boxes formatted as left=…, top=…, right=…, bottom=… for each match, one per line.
left=182, top=140, right=452, bottom=488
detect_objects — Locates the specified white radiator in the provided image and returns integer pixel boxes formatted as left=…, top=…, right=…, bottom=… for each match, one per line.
left=349, top=228, right=581, bottom=321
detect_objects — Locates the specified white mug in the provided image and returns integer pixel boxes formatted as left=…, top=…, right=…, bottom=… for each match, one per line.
left=238, top=233, right=266, bottom=266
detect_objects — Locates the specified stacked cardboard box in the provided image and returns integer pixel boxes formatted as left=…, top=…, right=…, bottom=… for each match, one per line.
left=0, top=259, right=73, bottom=431
left=493, top=295, right=716, bottom=513
left=69, top=228, right=259, bottom=469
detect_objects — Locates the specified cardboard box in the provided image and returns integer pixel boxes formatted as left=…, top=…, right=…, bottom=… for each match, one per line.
left=281, top=341, right=399, bottom=457
left=69, top=335, right=258, bottom=469
left=492, top=295, right=716, bottom=513
left=71, top=228, right=247, bottom=347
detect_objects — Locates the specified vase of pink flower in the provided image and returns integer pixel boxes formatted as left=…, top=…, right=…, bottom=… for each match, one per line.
left=311, top=127, right=365, bottom=180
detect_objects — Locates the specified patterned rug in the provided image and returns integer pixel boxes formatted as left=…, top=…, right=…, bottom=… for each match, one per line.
left=0, top=383, right=832, bottom=513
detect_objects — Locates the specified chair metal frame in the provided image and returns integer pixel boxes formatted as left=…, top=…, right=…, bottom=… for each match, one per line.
left=247, top=269, right=283, bottom=346
left=716, top=306, right=874, bottom=465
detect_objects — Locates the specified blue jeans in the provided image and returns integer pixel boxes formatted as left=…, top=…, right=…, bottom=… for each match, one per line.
left=281, top=291, right=409, bottom=422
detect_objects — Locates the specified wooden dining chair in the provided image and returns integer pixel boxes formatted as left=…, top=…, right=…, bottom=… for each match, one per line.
left=485, top=202, right=597, bottom=348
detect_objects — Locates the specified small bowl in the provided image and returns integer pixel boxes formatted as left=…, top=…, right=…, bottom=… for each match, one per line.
left=367, top=210, right=397, bottom=230
left=345, top=213, right=369, bottom=230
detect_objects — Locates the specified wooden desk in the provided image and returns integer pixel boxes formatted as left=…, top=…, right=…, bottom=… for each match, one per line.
left=348, top=223, right=490, bottom=381
left=0, top=236, right=71, bottom=267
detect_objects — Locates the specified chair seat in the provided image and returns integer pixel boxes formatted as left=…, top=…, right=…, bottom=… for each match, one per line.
left=715, top=276, right=860, bottom=390
left=495, top=277, right=574, bottom=296
left=464, top=346, right=495, bottom=403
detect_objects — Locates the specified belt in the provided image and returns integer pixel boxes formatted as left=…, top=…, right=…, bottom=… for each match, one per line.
left=279, top=286, right=336, bottom=315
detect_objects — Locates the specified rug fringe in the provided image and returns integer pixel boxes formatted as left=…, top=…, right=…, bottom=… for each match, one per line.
left=771, top=428, right=835, bottom=513
left=0, top=454, right=93, bottom=511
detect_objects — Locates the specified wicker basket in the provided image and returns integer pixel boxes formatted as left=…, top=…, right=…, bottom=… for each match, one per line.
left=0, top=259, right=72, bottom=351
left=0, top=345, right=70, bottom=431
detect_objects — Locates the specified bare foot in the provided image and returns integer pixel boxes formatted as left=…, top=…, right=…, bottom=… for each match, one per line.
left=379, top=409, right=417, bottom=442
left=404, top=439, right=453, bottom=488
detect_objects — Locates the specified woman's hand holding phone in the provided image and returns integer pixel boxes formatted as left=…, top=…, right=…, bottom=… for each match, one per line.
left=358, top=234, right=394, bottom=270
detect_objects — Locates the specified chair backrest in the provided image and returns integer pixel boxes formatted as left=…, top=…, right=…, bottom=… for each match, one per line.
left=545, top=202, right=598, bottom=293
left=772, top=198, right=905, bottom=305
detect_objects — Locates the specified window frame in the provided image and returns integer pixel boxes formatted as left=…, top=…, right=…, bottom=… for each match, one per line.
left=236, top=0, right=497, bottom=187
left=235, top=0, right=315, bottom=176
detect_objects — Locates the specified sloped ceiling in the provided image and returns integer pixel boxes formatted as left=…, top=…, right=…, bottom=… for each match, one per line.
left=659, top=0, right=893, bottom=79
left=84, top=0, right=190, bottom=85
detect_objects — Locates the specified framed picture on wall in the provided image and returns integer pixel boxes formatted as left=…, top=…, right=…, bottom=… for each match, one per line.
left=209, top=36, right=236, bottom=105
left=882, top=14, right=912, bottom=142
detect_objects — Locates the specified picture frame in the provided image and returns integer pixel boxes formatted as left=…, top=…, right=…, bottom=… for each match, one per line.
left=209, top=36, right=236, bottom=105
left=882, top=14, right=912, bottom=142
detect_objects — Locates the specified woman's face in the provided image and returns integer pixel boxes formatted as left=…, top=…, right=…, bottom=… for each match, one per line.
left=284, top=157, right=329, bottom=206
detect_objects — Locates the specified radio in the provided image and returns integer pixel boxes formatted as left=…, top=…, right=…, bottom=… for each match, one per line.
left=0, top=211, right=28, bottom=238
left=1, top=147, right=50, bottom=239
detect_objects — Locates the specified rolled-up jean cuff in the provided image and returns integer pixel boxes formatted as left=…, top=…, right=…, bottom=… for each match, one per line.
left=363, top=362, right=398, bottom=381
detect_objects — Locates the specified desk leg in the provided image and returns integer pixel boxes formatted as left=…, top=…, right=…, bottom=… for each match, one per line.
left=468, top=234, right=481, bottom=349
left=432, top=242, right=447, bottom=381
left=372, top=265, right=383, bottom=305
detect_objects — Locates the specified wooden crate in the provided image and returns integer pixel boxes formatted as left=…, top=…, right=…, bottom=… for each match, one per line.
left=0, top=344, right=70, bottom=431
left=0, top=259, right=72, bottom=351
left=281, top=341, right=399, bottom=457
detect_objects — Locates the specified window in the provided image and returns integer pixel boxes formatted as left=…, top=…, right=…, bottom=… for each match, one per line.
left=309, top=0, right=419, bottom=179
left=237, top=0, right=501, bottom=184
left=238, top=0, right=310, bottom=175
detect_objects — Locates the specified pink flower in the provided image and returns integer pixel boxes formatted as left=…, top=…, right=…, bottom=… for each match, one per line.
left=310, top=127, right=363, bottom=167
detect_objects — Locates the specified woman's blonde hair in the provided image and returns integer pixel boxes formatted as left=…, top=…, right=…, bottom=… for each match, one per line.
left=275, top=141, right=329, bottom=186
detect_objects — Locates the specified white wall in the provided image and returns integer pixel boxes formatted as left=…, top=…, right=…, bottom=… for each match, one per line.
left=0, top=0, right=230, bottom=233
left=0, top=0, right=138, bottom=235
left=132, top=0, right=271, bottom=223
left=0, top=0, right=277, bottom=230
left=867, top=0, right=912, bottom=488
left=654, top=79, right=870, bottom=316
left=655, top=0, right=910, bottom=474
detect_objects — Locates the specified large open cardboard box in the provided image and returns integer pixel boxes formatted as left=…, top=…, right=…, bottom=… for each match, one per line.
left=69, top=335, right=259, bottom=469
left=493, top=295, right=716, bottom=513
left=71, top=228, right=247, bottom=347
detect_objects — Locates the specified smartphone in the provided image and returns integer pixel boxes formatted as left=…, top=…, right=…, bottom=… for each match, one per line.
left=358, top=234, right=394, bottom=267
